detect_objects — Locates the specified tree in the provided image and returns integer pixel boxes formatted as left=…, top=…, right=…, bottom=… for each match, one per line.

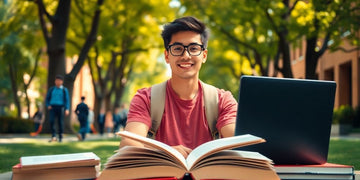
left=68, top=0, right=174, bottom=131
left=302, top=0, right=360, bottom=79
left=182, top=0, right=360, bottom=82
left=34, top=0, right=104, bottom=133
left=0, top=1, right=45, bottom=118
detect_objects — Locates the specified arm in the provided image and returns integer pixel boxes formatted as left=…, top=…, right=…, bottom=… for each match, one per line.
left=45, top=87, right=53, bottom=109
left=216, top=89, right=237, bottom=138
left=120, top=121, right=193, bottom=157
left=119, top=121, right=149, bottom=148
left=74, top=105, right=79, bottom=115
left=64, top=88, right=70, bottom=116
left=64, top=88, right=70, bottom=110
left=220, top=123, right=235, bottom=138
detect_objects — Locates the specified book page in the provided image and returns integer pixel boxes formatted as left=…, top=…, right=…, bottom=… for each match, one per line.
left=186, top=134, right=265, bottom=168
left=105, top=146, right=184, bottom=170
left=20, top=152, right=100, bottom=166
left=117, top=131, right=187, bottom=169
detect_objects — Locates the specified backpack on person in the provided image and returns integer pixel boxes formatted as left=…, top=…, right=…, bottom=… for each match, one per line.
left=47, top=86, right=67, bottom=103
left=149, top=81, right=219, bottom=139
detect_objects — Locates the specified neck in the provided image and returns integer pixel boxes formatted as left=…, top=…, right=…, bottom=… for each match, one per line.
left=169, top=77, right=199, bottom=100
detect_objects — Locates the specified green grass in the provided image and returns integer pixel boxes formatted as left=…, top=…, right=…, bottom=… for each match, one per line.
left=327, top=138, right=360, bottom=169
left=0, top=137, right=359, bottom=173
left=0, top=137, right=121, bottom=173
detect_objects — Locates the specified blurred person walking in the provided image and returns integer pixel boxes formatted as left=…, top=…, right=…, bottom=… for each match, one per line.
left=75, top=96, right=89, bottom=141
left=45, top=75, right=70, bottom=142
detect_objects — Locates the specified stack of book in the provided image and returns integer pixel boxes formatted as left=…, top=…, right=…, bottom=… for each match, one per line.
left=12, top=152, right=100, bottom=180
left=275, top=163, right=354, bottom=180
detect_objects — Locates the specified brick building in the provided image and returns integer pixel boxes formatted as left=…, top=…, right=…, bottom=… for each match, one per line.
left=286, top=38, right=360, bottom=109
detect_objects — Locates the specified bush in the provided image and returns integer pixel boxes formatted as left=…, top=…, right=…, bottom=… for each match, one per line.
left=0, top=116, right=34, bottom=133
left=354, top=106, right=360, bottom=127
left=332, top=105, right=355, bottom=125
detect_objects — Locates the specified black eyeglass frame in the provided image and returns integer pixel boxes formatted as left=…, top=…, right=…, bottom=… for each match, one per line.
left=167, top=43, right=205, bottom=56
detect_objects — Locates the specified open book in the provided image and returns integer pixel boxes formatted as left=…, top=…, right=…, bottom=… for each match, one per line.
left=98, top=131, right=280, bottom=180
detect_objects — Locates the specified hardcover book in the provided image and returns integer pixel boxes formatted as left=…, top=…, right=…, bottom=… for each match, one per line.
left=12, top=152, right=100, bottom=180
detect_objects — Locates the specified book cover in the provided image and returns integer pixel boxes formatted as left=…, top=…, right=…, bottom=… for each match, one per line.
left=277, top=173, right=354, bottom=180
left=12, top=152, right=101, bottom=180
left=274, top=162, right=354, bottom=174
left=19, top=152, right=100, bottom=169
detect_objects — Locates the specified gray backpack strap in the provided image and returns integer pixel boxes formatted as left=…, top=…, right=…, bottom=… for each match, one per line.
left=200, top=81, right=219, bottom=139
left=149, top=80, right=219, bottom=139
left=149, top=81, right=167, bottom=138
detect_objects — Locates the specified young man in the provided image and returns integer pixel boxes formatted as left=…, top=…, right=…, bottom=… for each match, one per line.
left=45, top=75, right=70, bottom=142
left=120, top=17, right=238, bottom=157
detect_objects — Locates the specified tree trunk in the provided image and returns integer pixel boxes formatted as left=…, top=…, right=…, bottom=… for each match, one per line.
left=39, top=0, right=71, bottom=133
left=9, top=63, right=21, bottom=118
left=278, top=35, right=293, bottom=78
left=305, top=37, right=319, bottom=79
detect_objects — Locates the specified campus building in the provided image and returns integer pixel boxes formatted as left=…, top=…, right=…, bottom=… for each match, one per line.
left=286, top=38, right=360, bottom=109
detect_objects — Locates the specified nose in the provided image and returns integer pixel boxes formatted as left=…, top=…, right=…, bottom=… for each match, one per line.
left=182, top=48, right=191, bottom=58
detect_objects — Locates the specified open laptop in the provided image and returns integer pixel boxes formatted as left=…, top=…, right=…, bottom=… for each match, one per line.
left=235, top=75, right=336, bottom=165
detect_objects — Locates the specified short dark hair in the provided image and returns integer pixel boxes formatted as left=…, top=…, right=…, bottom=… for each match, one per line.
left=55, top=74, right=64, bottom=80
left=81, top=96, right=85, bottom=100
left=161, top=16, right=209, bottom=50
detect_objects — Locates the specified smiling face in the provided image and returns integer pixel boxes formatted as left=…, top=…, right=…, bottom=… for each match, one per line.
left=165, top=31, right=207, bottom=80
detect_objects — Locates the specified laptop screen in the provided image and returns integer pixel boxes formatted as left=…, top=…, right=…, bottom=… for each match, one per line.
left=235, top=76, right=336, bottom=165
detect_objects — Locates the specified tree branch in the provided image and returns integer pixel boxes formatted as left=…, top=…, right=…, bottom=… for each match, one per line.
left=35, top=0, right=51, bottom=45
left=68, top=0, right=105, bottom=79
left=316, top=32, right=331, bottom=59
left=35, top=0, right=53, bottom=23
left=287, top=0, right=300, bottom=16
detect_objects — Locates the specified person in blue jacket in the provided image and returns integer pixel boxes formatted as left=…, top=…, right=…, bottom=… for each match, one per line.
left=45, top=75, right=70, bottom=142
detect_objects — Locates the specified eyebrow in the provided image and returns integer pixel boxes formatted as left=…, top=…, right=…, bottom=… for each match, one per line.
left=170, top=42, right=202, bottom=46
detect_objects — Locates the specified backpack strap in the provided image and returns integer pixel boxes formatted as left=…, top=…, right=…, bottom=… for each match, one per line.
left=149, top=80, right=219, bottom=139
left=200, top=81, right=219, bottom=139
left=148, top=81, right=167, bottom=138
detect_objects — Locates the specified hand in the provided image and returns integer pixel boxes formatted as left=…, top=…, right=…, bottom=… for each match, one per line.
left=48, top=106, right=52, bottom=110
left=172, top=145, right=192, bottom=158
left=65, top=110, right=69, bottom=116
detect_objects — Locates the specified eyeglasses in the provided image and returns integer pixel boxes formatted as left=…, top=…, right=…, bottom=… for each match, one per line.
left=167, top=43, right=205, bottom=56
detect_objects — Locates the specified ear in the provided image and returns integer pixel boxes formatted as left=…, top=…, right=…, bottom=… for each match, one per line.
left=164, top=49, right=170, bottom=64
left=202, top=49, right=208, bottom=63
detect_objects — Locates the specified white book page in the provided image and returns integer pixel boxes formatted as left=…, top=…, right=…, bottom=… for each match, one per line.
left=20, top=152, right=99, bottom=166
left=117, top=131, right=187, bottom=169
left=186, top=134, right=265, bottom=168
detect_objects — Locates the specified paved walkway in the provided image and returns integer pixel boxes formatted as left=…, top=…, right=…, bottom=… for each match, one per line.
left=0, top=133, right=116, bottom=144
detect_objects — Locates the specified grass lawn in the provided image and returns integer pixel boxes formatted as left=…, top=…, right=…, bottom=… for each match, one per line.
left=327, top=137, right=360, bottom=169
left=0, top=137, right=359, bottom=173
left=0, top=137, right=121, bottom=173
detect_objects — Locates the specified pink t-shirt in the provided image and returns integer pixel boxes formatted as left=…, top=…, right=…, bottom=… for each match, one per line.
left=127, top=80, right=238, bottom=149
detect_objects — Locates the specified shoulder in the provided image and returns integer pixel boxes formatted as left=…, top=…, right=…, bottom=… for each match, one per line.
left=216, top=88, right=237, bottom=107
left=216, top=88, right=235, bottom=99
left=135, top=87, right=151, bottom=99
left=63, top=87, right=69, bottom=92
left=130, top=87, right=152, bottom=107
left=48, top=86, right=55, bottom=92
